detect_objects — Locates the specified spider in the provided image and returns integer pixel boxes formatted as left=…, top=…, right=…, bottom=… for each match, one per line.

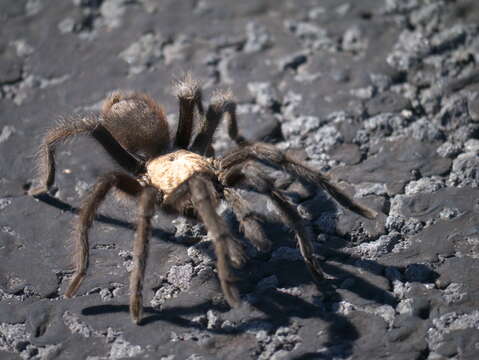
left=30, top=74, right=377, bottom=324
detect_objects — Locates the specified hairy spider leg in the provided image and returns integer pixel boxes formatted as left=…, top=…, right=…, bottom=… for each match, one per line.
left=220, top=142, right=377, bottom=220
left=130, top=186, right=160, bottom=324
left=30, top=115, right=143, bottom=195
left=247, top=164, right=324, bottom=284
left=223, top=187, right=271, bottom=252
left=174, top=74, right=204, bottom=149
left=190, top=90, right=246, bottom=156
left=187, top=174, right=245, bottom=307
left=222, top=162, right=324, bottom=284
left=65, top=172, right=143, bottom=298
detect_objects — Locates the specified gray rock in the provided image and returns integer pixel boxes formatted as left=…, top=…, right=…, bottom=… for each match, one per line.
left=403, top=117, right=444, bottom=142
left=333, top=137, right=451, bottom=195
left=4, top=0, right=479, bottom=358
left=464, top=139, right=479, bottom=153
left=387, top=30, right=431, bottom=70
left=404, top=176, right=445, bottom=195
left=468, top=96, right=479, bottom=121
left=449, top=152, right=479, bottom=187
left=354, top=232, right=401, bottom=259
left=431, top=24, right=469, bottom=54
left=119, top=33, right=165, bottom=75
left=277, top=52, right=308, bottom=72
left=427, top=311, right=479, bottom=358
left=436, top=95, right=472, bottom=131
left=284, top=20, right=336, bottom=52
left=167, top=263, right=193, bottom=291
left=256, top=275, right=279, bottom=292
left=342, top=25, right=368, bottom=54
left=436, top=141, right=463, bottom=158
left=236, top=109, right=280, bottom=142
left=244, top=22, right=273, bottom=53
left=361, top=113, right=409, bottom=137
left=270, top=247, right=302, bottom=262
left=366, top=92, right=410, bottom=116
left=247, top=82, right=281, bottom=109
left=58, top=17, right=76, bottom=34
left=0, top=44, right=22, bottom=84
left=382, top=0, right=420, bottom=15
left=100, top=0, right=129, bottom=29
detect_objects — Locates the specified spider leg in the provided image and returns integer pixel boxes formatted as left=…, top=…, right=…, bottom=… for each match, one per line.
left=30, top=115, right=143, bottom=196
left=219, top=163, right=271, bottom=251
left=65, top=172, right=142, bottom=298
left=130, top=186, right=160, bottom=324
left=223, top=187, right=271, bottom=252
left=174, top=74, right=204, bottom=149
left=240, top=163, right=324, bottom=284
left=190, top=90, right=246, bottom=155
left=220, top=142, right=377, bottom=219
left=188, top=174, right=245, bottom=307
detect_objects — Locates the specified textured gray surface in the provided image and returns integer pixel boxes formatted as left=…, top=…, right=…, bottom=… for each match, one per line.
left=1, top=0, right=479, bottom=359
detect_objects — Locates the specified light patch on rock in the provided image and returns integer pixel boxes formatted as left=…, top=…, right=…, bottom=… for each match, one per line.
left=0, top=126, right=15, bottom=143
left=108, top=337, right=143, bottom=359
left=244, top=22, right=273, bottom=53
left=405, top=176, right=445, bottom=195
left=442, top=283, right=466, bottom=304
left=11, top=39, right=34, bottom=57
left=100, top=0, right=128, bottom=29
left=0, top=198, right=12, bottom=211
left=355, top=183, right=388, bottom=197
left=63, top=311, right=94, bottom=337
left=427, top=311, right=479, bottom=352
left=167, top=263, right=193, bottom=291
left=119, top=33, right=165, bottom=75
left=0, top=322, right=61, bottom=359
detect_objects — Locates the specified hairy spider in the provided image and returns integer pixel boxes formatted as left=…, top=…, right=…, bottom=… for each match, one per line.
left=30, top=74, right=377, bottom=324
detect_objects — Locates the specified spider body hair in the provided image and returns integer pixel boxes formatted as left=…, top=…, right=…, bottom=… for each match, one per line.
left=145, top=150, right=215, bottom=204
left=31, top=74, right=377, bottom=324
left=101, top=91, right=170, bottom=158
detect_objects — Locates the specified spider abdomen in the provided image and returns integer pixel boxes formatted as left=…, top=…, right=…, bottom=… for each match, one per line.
left=146, top=150, right=214, bottom=201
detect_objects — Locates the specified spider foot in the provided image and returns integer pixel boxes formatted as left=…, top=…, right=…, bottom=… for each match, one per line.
left=221, top=280, right=242, bottom=308
left=305, top=257, right=325, bottom=285
left=227, top=238, right=248, bottom=268
left=130, top=294, right=143, bottom=325
left=65, top=273, right=85, bottom=298
left=240, top=219, right=271, bottom=252
left=28, top=184, right=49, bottom=196
left=175, top=73, right=200, bottom=101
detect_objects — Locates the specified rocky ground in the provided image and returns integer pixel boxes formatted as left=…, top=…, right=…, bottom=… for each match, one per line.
left=1, top=0, right=479, bottom=359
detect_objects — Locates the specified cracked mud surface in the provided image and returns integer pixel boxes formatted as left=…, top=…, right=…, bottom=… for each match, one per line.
left=2, top=0, right=479, bottom=359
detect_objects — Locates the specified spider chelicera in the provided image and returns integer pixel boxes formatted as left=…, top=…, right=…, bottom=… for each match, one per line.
left=30, top=74, right=377, bottom=324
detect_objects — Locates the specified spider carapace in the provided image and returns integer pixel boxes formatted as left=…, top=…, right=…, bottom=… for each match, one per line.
left=30, top=74, right=377, bottom=324
left=146, top=150, right=215, bottom=202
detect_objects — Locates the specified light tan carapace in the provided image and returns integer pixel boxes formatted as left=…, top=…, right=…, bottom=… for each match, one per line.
left=145, top=149, right=216, bottom=202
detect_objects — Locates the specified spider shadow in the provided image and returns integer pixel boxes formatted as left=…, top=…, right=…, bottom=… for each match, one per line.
left=79, top=215, right=436, bottom=360
left=226, top=184, right=438, bottom=357
left=80, top=280, right=359, bottom=359
left=80, top=289, right=352, bottom=338
left=81, top=302, right=229, bottom=330
left=37, top=186, right=438, bottom=358
left=33, top=192, right=174, bottom=242
left=251, top=286, right=359, bottom=358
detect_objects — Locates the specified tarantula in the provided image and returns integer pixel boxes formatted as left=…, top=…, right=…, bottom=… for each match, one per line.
left=30, top=75, right=377, bottom=324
